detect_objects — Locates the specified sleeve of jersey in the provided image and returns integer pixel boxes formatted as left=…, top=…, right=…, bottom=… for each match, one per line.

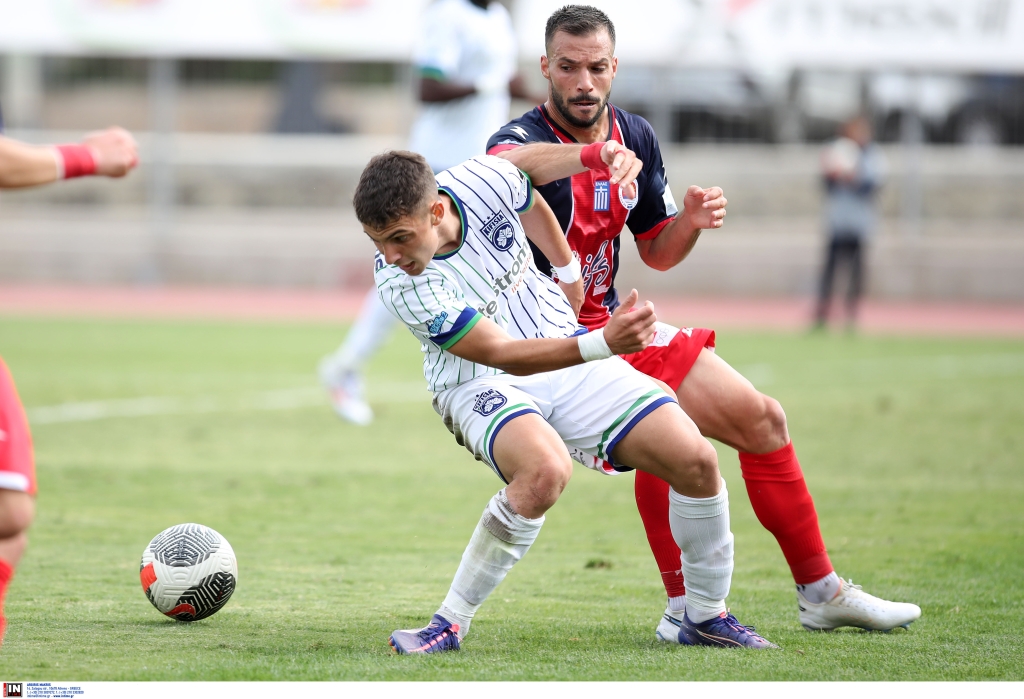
left=486, top=119, right=541, bottom=155
left=376, top=267, right=482, bottom=350
left=413, top=6, right=460, bottom=81
left=626, top=122, right=678, bottom=241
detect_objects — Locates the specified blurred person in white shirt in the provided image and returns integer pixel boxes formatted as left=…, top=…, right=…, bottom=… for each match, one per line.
left=319, top=0, right=543, bottom=425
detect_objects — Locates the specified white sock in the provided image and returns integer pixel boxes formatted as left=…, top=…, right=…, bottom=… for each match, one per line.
left=436, top=489, right=544, bottom=639
left=666, top=596, right=686, bottom=618
left=668, top=482, right=734, bottom=624
left=797, top=571, right=841, bottom=604
left=326, top=289, right=397, bottom=374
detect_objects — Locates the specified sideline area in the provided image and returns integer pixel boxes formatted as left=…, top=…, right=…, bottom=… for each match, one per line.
left=2, top=284, right=1024, bottom=336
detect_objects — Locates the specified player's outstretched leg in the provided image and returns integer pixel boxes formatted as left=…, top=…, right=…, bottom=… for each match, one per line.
left=389, top=413, right=568, bottom=654
left=676, top=348, right=920, bottom=632
left=318, top=289, right=397, bottom=426
left=614, top=403, right=776, bottom=649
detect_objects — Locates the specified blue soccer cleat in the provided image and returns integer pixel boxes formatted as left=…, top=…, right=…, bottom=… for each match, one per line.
left=677, top=610, right=778, bottom=649
left=389, top=614, right=461, bottom=655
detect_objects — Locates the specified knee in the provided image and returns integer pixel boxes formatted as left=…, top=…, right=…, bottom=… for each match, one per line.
left=0, top=492, right=34, bottom=539
left=513, top=454, right=572, bottom=514
left=672, top=438, right=720, bottom=495
left=760, top=396, right=789, bottom=447
left=738, top=394, right=789, bottom=453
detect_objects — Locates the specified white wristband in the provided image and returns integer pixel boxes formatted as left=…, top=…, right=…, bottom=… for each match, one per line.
left=577, top=327, right=613, bottom=362
left=552, top=256, right=582, bottom=284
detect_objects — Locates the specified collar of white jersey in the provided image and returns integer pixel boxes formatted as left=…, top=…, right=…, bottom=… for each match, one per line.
left=433, top=185, right=468, bottom=260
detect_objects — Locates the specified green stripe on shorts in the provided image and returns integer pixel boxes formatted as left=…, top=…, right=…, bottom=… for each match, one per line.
left=481, top=402, right=534, bottom=461
left=597, top=389, right=663, bottom=460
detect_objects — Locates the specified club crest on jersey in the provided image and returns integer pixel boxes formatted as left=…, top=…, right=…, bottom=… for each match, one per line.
left=427, top=311, right=449, bottom=335
left=482, top=212, right=515, bottom=251
left=594, top=181, right=610, bottom=211
left=473, top=389, right=507, bottom=416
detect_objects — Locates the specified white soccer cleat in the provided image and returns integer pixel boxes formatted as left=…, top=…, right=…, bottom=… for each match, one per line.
left=318, top=358, right=373, bottom=426
left=655, top=606, right=685, bottom=643
left=798, top=578, right=921, bottom=631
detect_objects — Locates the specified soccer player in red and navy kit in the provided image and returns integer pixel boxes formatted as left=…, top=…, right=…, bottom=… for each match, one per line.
left=487, top=5, right=921, bottom=636
left=0, top=116, right=137, bottom=645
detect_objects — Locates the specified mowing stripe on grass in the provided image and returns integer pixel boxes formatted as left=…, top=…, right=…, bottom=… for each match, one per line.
left=26, top=381, right=429, bottom=425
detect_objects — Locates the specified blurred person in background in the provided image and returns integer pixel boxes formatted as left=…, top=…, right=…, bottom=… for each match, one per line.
left=0, top=116, right=138, bottom=645
left=489, top=5, right=919, bottom=640
left=813, top=115, right=886, bottom=331
left=318, top=0, right=544, bottom=426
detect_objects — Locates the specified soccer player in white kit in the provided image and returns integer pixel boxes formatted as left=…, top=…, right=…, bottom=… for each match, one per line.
left=318, top=0, right=541, bottom=425
left=356, top=149, right=778, bottom=652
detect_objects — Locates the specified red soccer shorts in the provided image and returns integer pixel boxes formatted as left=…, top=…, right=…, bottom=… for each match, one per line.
left=621, top=322, right=716, bottom=391
left=0, top=358, right=36, bottom=495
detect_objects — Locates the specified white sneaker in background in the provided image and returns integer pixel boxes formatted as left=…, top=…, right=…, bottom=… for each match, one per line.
left=318, top=357, right=373, bottom=426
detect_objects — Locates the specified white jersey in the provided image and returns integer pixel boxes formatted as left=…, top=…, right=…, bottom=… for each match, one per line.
left=408, top=0, right=517, bottom=171
left=375, top=156, right=585, bottom=394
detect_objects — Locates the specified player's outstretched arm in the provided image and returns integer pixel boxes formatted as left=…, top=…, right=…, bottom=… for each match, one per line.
left=445, top=289, right=656, bottom=375
left=635, top=185, right=727, bottom=271
left=519, top=189, right=583, bottom=316
left=0, top=137, right=62, bottom=188
left=0, top=127, right=138, bottom=189
left=497, top=140, right=642, bottom=188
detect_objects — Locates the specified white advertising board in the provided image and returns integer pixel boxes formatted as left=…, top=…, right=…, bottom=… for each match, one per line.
left=515, top=0, right=1024, bottom=73
left=0, top=0, right=429, bottom=60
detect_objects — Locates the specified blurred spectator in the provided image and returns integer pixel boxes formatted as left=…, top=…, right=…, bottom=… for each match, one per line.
left=274, top=61, right=351, bottom=134
left=318, top=0, right=544, bottom=426
left=813, top=116, right=886, bottom=331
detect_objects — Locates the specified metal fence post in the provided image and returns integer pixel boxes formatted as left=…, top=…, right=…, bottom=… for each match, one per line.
left=143, top=57, right=177, bottom=284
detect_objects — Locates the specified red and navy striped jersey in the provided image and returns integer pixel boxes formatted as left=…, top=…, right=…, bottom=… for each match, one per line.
left=487, top=104, right=677, bottom=329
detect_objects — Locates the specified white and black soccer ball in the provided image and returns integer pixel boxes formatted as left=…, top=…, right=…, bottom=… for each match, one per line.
left=140, top=523, right=238, bottom=622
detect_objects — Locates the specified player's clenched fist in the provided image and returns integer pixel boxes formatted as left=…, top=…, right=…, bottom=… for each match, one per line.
left=682, top=184, right=727, bottom=230
left=82, top=127, right=139, bottom=178
left=602, top=288, right=657, bottom=355
left=601, top=140, right=642, bottom=190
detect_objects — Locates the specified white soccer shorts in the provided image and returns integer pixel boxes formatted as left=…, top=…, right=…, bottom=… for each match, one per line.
left=431, top=357, right=677, bottom=482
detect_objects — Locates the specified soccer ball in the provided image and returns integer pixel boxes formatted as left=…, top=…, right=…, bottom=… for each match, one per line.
left=139, top=523, right=238, bottom=622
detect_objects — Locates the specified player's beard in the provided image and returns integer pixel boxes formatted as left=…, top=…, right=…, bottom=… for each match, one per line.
left=550, top=85, right=610, bottom=129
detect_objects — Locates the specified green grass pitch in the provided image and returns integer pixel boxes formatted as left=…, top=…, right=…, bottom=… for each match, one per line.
left=0, top=316, right=1022, bottom=680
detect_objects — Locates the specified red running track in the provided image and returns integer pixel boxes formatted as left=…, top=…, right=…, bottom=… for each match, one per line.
left=1, top=285, right=1023, bottom=337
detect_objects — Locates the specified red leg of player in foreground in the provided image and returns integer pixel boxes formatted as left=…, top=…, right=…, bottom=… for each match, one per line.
left=638, top=347, right=920, bottom=637
left=0, top=359, right=38, bottom=648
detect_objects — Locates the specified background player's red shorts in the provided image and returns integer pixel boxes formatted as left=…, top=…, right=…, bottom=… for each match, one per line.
left=0, top=358, right=36, bottom=496
left=621, top=322, right=716, bottom=392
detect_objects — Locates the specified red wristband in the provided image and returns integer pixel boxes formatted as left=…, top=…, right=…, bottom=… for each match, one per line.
left=580, top=141, right=605, bottom=171
left=55, top=144, right=97, bottom=179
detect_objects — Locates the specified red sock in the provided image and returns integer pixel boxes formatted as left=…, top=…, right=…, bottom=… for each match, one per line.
left=634, top=470, right=686, bottom=598
left=739, top=442, right=833, bottom=584
left=0, top=557, right=12, bottom=644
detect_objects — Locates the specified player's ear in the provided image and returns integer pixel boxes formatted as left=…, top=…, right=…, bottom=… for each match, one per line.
left=610, top=56, right=618, bottom=79
left=429, top=199, right=444, bottom=225
left=540, top=54, right=550, bottom=80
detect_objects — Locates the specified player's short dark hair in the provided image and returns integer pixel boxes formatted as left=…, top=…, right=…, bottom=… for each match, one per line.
left=545, top=5, right=616, bottom=55
left=353, top=150, right=436, bottom=229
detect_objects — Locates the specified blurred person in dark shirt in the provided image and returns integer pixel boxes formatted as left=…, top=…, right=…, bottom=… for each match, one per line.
left=814, top=116, right=886, bottom=331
